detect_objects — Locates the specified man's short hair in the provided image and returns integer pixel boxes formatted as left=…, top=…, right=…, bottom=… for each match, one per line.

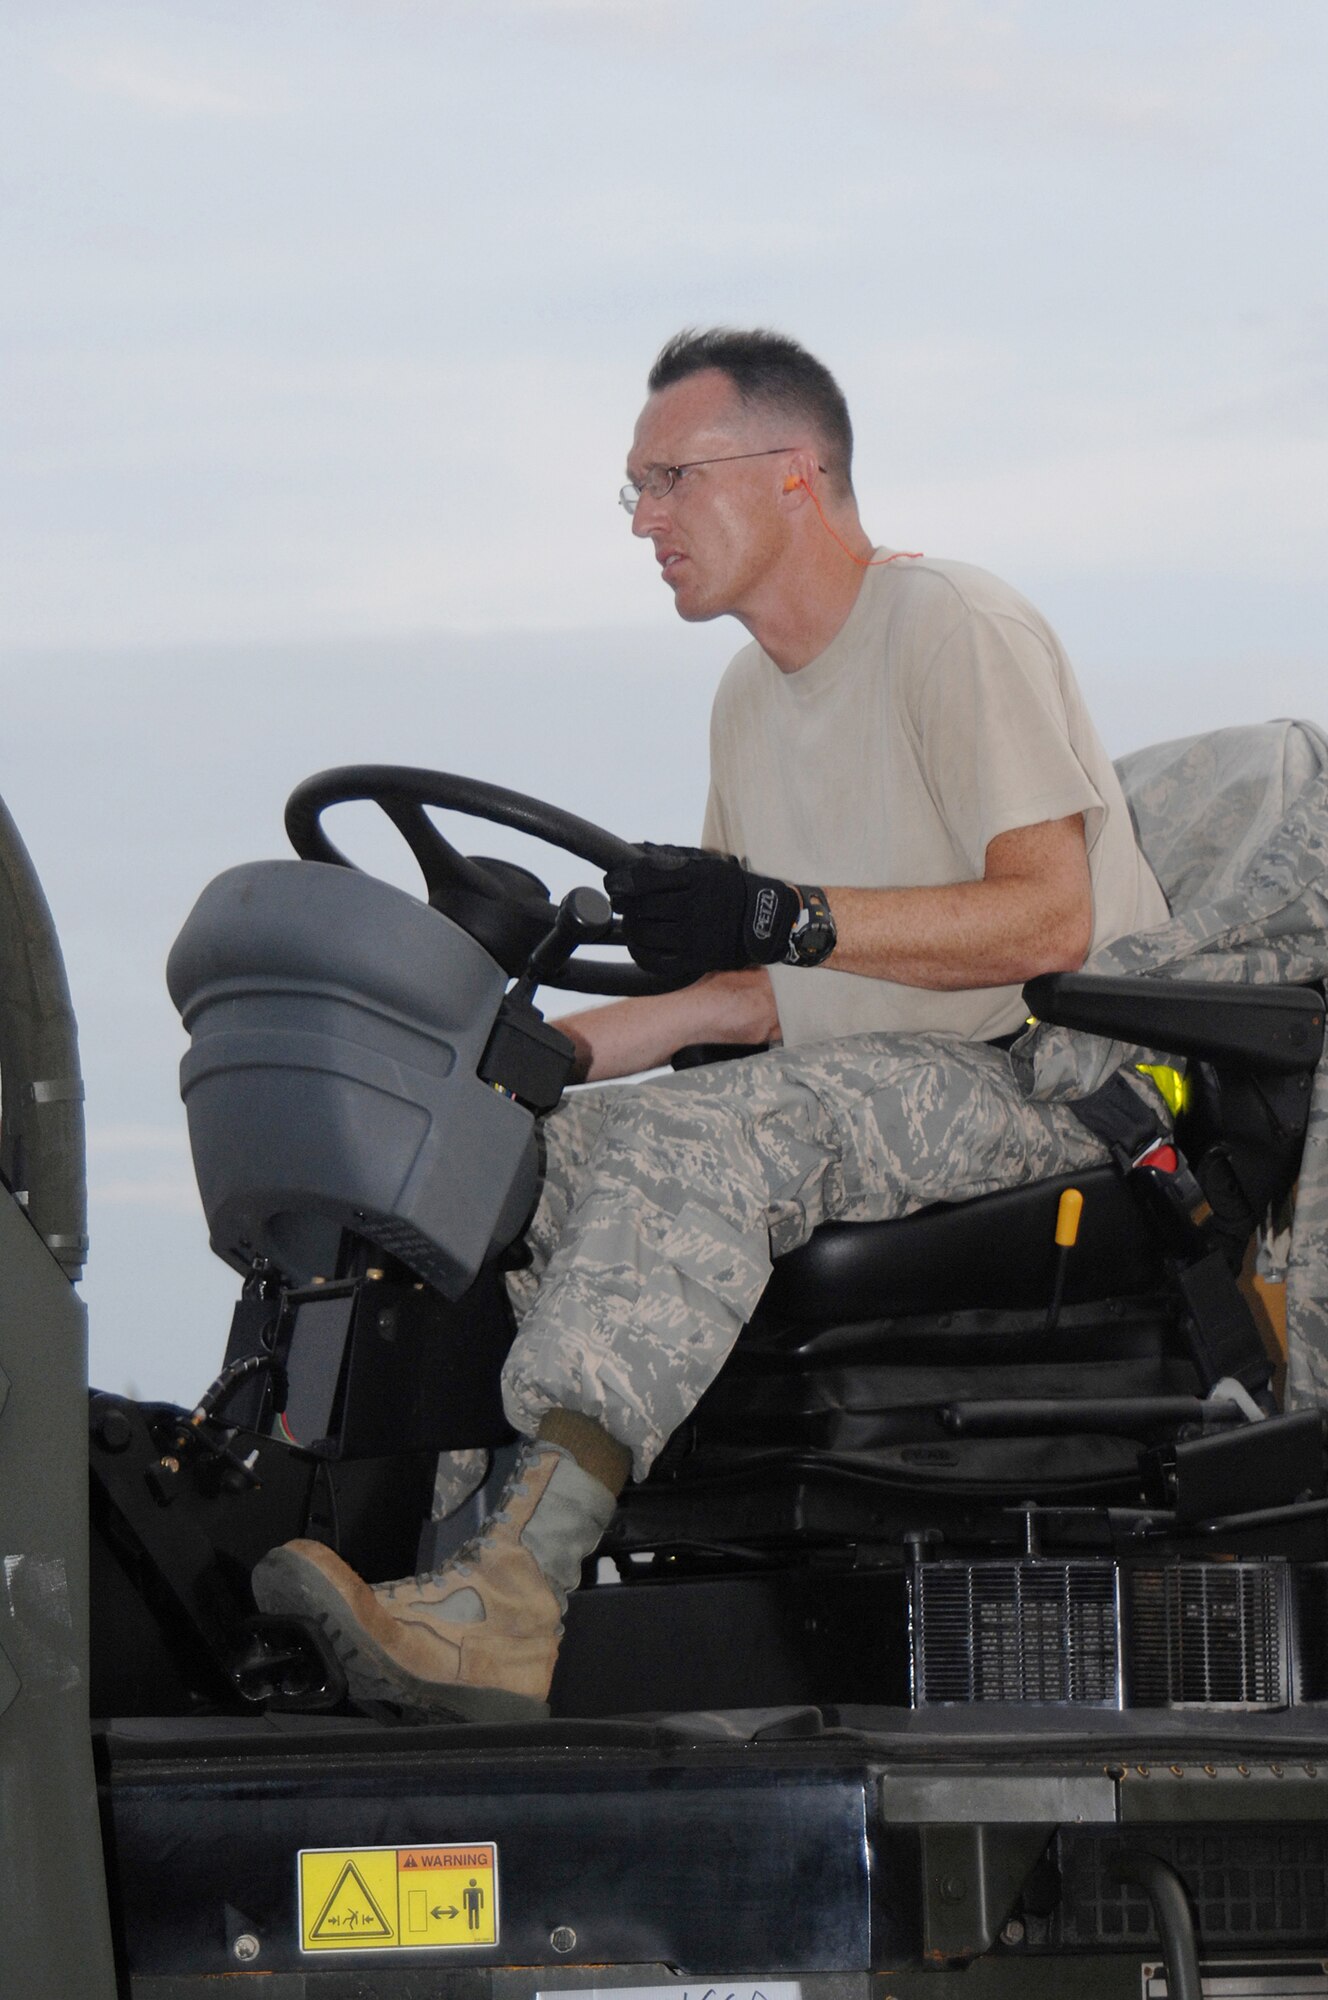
left=648, top=327, right=855, bottom=495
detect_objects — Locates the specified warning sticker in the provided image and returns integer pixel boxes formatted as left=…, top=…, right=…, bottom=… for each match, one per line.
left=299, top=1843, right=499, bottom=1953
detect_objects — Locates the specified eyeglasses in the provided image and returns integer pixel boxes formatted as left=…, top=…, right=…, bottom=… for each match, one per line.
left=619, top=446, right=803, bottom=515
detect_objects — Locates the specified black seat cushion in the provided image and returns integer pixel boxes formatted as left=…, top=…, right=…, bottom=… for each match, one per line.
left=760, top=1166, right=1162, bottom=1325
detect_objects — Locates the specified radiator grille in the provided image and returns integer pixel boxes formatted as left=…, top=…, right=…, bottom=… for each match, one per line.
left=1129, top=1561, right=1289, bottom=1709
left=910, top=1556, right=1291, bottom=1709
left=911, top=1559, right=1122, bottom=1705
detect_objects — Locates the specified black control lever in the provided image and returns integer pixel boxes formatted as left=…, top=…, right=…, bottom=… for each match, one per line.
left=511, top=886, right=613, bottom=1004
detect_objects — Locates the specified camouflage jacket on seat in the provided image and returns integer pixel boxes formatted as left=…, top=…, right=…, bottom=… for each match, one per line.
left=1014, top=718, right=1328, bottom=1407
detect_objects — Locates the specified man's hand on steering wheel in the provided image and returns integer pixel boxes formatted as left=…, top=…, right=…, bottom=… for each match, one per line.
left=605, top=844, right=802, bottom=983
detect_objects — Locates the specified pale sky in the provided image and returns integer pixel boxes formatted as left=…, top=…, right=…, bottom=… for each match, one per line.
left=1, top=1, right=1325, bottom=1401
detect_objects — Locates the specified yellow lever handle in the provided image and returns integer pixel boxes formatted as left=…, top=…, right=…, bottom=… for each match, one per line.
left=1055, top=1187, right=1083, bottom=1249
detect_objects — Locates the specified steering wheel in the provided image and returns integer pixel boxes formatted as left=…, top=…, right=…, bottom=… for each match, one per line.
left=284, top=764, right=684, bottom=996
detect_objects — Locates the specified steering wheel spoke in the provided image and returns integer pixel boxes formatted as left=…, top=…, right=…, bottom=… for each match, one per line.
left=375, top=796, right=492, bottom=910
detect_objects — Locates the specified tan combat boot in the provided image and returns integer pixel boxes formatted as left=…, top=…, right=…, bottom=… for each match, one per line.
left=251, top=1440, right=618, bottom=1722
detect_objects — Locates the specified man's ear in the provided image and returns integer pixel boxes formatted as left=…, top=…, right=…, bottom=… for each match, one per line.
left=781, top=448, right=820, bottom=500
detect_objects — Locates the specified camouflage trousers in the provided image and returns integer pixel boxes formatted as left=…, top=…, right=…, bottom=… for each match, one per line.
left=501, top=1034, right=1110, bottom=1479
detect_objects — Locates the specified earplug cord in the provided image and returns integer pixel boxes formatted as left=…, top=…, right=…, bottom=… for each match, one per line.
left=791, top=475, right=923, bottom=568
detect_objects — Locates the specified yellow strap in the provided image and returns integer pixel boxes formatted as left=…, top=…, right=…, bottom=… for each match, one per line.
left=1136, top=1062, right=1188, bottom=1117
left=1024, top=1020, right=1188, bottom=1118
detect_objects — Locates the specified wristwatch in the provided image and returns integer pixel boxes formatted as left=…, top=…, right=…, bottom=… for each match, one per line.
left=785, top=884, right=837, bottom=968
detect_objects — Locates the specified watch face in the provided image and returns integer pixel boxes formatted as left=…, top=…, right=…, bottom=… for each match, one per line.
left=792, top=923, right=835, bottom=967
left=787, top=888, right=836, bottom=967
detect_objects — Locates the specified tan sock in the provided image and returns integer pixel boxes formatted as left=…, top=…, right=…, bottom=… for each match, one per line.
left=536, top=1409, right=632, bottom=1498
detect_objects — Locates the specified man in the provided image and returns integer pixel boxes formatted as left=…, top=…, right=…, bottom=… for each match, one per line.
left=254, top=328, right=1168, bottom=1720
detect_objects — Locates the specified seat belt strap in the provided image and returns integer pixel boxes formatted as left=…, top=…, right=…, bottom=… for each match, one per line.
left=1066, top=1068, right=1171, bottom=1169
left=1069, top=1071, right=1272, bottom=1404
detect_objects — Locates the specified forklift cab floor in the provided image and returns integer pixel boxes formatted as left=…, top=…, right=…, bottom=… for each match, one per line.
left=95, top=1700, right=1328, bottom=1758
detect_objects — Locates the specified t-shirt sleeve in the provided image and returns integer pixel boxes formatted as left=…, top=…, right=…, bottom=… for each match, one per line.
left=701, top=671, right=742, bottom=854
left=910, top=607, right=1105, bottom=875
left=700, top=778, right=733, bottom=853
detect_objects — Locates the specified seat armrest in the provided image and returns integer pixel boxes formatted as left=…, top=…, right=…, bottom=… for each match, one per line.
left=1023, top=973, right=1324, bottom=1073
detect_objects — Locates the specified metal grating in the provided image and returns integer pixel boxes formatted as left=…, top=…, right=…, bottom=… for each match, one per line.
left=1053, top=1828, right=1328, bottom=1949
left=1128, top=1561, right=1289, bottom=1709
left=911, top=1559, right=1122, bottom=1706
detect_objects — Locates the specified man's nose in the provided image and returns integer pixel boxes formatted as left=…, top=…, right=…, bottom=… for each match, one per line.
left=631, top=488, right=668, bottom=539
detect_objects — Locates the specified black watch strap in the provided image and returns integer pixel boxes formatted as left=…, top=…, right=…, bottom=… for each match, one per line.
left=785, top=884, right=837, bottom=968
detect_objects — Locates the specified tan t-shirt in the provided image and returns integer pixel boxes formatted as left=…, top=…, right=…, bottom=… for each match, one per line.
left=701, top=552, right=1168, bottom=1048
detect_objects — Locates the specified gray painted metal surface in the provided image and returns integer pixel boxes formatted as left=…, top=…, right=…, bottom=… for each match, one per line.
left=169, top=858, right=541, bottom=1295
left=880, top=1768, right=1117, bottom=1823
left=0, top=1190, right=117, bottom=1997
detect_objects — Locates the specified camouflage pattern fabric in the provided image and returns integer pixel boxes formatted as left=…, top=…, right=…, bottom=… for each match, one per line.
left=1012, top=720, right=1328, bottom=1408
left=430, top=1447, right=491, bottom=1522
left=502, top=1038, right=1108, bottom=1478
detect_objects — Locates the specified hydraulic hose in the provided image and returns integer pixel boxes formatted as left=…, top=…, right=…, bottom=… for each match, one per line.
left=0, top=792, right=87, bottom=1280
left=1115, top=1851, right=1202, bottom=2000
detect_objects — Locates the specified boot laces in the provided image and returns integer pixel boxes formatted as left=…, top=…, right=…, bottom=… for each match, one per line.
left=378, top=1470, right=536, bottom=1600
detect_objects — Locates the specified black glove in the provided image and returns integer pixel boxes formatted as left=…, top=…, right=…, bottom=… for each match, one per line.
left=604, top=843, right=800, bottom=980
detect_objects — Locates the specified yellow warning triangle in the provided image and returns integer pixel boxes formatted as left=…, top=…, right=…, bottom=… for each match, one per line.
left=311, top=1861, right=394, bottom=1941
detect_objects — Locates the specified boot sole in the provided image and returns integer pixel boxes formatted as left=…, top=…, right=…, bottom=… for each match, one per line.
left=252, top=1547, right=551, bottom=1725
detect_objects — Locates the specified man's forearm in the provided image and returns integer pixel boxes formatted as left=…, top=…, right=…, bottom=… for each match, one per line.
left=550, top=968, right=780, bottom=1084
left=825, top=877, right=1090, bottom=988
left=822, top=815, right=1093, bottom=990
